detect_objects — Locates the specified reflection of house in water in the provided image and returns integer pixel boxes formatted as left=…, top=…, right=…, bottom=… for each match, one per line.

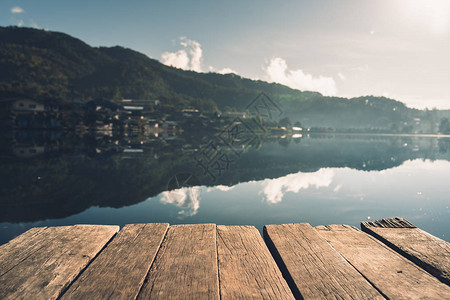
left=160, top=131, right=177, bottom=141
left=161, top=120, right=178, bottom=130
left=94, top=121, right=114, bottom=135
left=13, top=146, right=46, bottom=158
left=121, top=147, right=145, bottom=159
left=10, top=142, right=62, bottom=159
left=147, top=119, right=159, bottom=128
left=5, top=129, right=62, bottom=159
left=292, top=126, right=303, bottom=141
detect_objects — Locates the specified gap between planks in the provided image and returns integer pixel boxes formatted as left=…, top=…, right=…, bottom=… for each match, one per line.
left=361, top=217, right=450, bottom=285
left=316, top=224, right=450, bottom=299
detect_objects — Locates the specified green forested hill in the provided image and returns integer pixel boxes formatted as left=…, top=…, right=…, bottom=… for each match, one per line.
left=0, top=26, right=440, bottom=128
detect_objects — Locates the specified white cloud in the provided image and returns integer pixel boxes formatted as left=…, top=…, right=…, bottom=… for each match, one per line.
left=370, top=30, right=376, bottom=35
left=11, top=6, right=25, bottom=14
left=217, top=67, right=238, bottom=75
left=162, top=37, right=238, bottom=75
left=15, top=19, right=39, bottom=29
left=264, top=57, right=337, bottom=96
left=260, top=169, right=335, bottom=204
left=338, top=72, right=346, bottom=81
left=161, top=49, right=190, bottom=69
left=161, top=37, right=203, bottom=72
left=160, top=187, right=201, bottom=217
left=209, top=66, right=238, bottom=75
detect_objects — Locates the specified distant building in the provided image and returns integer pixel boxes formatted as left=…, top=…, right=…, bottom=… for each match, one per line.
left=223, top=111, right=247, bottom=118
left=12, top=99, right=45, bottom=112
left=121, top=99, right=160, bottom=114
left=86, top=99, right=120, bottom=115
left=182, top=108, right=201, bottom=117
left=0, top=98, right=60, bottom=113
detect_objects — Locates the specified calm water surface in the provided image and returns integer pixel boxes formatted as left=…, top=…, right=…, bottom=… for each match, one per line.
left=1, top=134, right=449, bottom=244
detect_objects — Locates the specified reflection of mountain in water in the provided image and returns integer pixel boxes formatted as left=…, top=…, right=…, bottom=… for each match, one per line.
left=0, top=129, right=449, bottom=223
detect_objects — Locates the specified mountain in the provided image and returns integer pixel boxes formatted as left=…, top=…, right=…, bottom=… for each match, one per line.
left=0, top=26, right=446, bottom=128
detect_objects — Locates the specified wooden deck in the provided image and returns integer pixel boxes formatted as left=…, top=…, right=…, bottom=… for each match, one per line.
left=0, top=218, right=449, bottom=299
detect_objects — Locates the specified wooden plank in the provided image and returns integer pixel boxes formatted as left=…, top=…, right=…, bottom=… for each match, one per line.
left=361, top=216, right=416, bottom=229
left=0, top=227, right=49, bottom=277
left=61, top=223, right=169, bottom=299
left=264, top=223, right=383, bottom=299
left=217, top=225, right=294, bottom=300
left=316, top=224, right=450, bottom=299
left=0, top=225, right=118, bottom=300
left=361, top=217, right=450, bottom=285
left=137, top=224, right=219, bottom=299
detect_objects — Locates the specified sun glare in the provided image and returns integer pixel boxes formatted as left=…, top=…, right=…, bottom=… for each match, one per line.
left=398, top=0, right=450, bottom=35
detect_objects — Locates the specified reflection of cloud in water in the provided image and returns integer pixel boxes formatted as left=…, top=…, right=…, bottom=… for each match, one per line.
left=333, top=184, right=342, bottom=192
left=206, top=185, right=235, bottom=192
left=261, top=169, right=335, bottom=204
left=160, top=187, right=201, bottom=217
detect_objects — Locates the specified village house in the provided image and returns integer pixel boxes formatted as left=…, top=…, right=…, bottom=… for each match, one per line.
left=0, top=98, right=60, bottom=114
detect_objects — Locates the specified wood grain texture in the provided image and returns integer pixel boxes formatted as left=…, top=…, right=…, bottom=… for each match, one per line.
left=0, top=227, right=49, bottom=277
left=264, top=223, right=383, bottom=300
left=61, top=223, right=168, bottom=299
left=0, top=225, right=118, bottom=300
left=138, top=224, right=219, bottom=300
left=361, top=217, right=416, bottom=229
left=217, top=225, right=294, bottom=300
left=361, top=218, right=450, bottom=285
left=316, top=224, right=450, bottom=299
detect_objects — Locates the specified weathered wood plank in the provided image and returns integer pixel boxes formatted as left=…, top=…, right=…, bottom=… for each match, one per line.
left=61, top=223, right=168, bottom=299
left=264, top=223, right=383, bottom=299
left=361, top=217, right=416, bottom=229
left=0, top=227, right=49, bottom=277
left=217, top=225, right=294, bottom=300
left=138, top=224, right=219, bottom=299
left=316, top=224, right=450, bottom=299
left=0, top=225, right=119, bottom=300
left=361, top=217, right=450, bottom=285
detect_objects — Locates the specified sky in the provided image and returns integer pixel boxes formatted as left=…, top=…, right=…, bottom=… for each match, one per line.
left=1, top=0, right=449, bottom=109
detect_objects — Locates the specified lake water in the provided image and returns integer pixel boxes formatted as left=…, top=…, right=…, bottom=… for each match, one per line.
left=1, top=133, right=449, bottom=244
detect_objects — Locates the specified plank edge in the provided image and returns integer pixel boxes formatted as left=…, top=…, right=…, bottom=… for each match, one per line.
left=57, top=226, right=120, bottom=299
left=361, top=222, right=450, bottom=285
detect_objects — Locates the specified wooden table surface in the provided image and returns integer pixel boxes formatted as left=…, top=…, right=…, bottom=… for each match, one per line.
left=1, top=218, right=449, bottom=299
